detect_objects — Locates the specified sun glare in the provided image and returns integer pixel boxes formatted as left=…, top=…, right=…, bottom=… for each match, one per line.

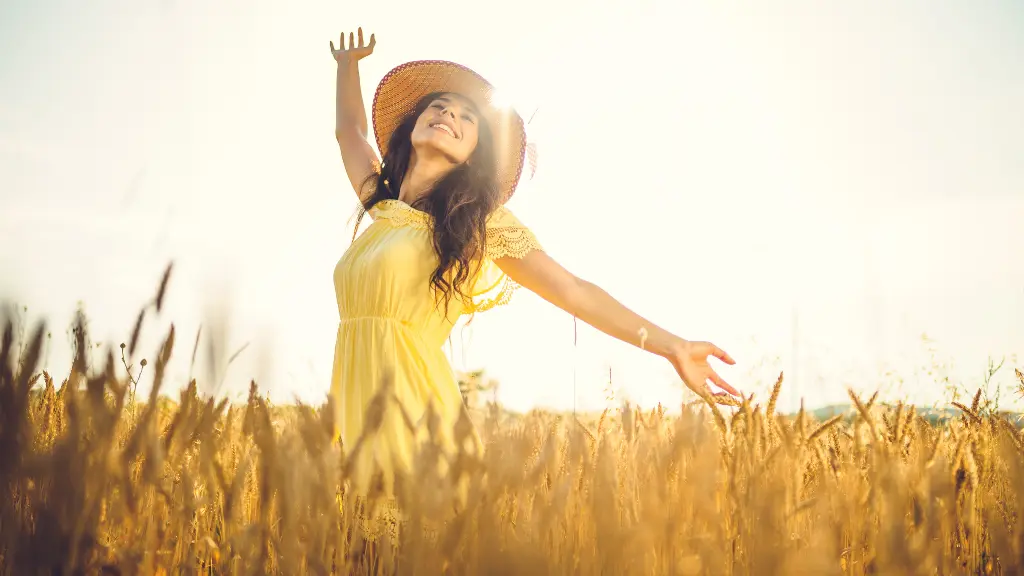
left=489, top=88, right=514, bottom=110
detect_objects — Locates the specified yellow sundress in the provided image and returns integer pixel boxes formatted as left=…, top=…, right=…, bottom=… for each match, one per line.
left=330, top=198, right=542, bottom=497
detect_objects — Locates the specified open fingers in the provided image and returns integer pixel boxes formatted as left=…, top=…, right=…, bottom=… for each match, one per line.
left=332, top=29, right=375, bottom=55
left=709, top=370, right=740, bottom=397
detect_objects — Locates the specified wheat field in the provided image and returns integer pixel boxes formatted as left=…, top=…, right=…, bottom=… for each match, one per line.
left=3, top=281, right=1024, bottom=575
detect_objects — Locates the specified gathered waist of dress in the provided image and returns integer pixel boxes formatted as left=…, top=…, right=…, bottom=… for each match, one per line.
left=339, top=314, right=410, bottom=326
left=338, top=315, right=434, bottom=337
left=337, top=314, right=453, bottom=349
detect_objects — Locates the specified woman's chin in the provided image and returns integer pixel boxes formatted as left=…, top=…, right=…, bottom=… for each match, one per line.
left=412, top=140, right=466, bottom=165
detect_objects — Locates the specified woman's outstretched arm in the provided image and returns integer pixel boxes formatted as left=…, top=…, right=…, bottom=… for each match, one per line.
left=330, top=28, right=380, bottom=201
left=495, top=251, right=740, bottom=398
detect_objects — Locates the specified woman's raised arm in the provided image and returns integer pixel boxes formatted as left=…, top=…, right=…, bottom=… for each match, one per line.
left=330, top=28, right=380, bottom=201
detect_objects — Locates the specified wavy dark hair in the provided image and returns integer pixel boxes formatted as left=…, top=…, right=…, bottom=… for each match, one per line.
left=353, top=91, right=502, bottom=315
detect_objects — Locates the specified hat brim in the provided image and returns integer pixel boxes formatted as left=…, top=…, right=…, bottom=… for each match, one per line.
left=371, top=60, right=527, bottom=203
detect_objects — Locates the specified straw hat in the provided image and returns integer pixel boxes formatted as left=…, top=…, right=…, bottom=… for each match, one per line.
left=371, top=60, right=532, bottom=202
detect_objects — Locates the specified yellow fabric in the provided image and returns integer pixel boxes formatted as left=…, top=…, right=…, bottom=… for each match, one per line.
left=330, top=199, right=542, bottom=497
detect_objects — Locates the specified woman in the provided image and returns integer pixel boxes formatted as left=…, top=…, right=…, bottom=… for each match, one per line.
left=330, top=29, right=740, bottom=495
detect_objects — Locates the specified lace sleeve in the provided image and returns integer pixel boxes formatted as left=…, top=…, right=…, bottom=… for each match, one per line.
left=466, top=206, right=543, bottom=313
left=484, top=206, right=543, bottom=260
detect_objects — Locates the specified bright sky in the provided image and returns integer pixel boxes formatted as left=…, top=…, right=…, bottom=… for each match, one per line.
left=1, top=0, right=1022, bottom=414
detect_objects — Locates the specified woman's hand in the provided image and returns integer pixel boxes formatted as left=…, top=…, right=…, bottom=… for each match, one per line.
left=666, top=339, right=740, bottom=399
left=330, top=28, right=376, bottom=63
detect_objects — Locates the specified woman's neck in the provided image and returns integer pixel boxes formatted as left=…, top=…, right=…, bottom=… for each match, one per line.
left=399, top=150, right=454, bottom=205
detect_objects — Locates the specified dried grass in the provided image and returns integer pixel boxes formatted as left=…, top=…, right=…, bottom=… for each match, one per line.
left=1, top=278, right=1022, bottom=575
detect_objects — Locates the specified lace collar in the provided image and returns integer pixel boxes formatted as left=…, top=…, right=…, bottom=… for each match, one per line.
left=369, top=199, right=431, bottom=229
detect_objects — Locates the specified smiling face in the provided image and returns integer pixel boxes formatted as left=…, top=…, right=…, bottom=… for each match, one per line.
left=409, top=93, right=482, bottom=165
